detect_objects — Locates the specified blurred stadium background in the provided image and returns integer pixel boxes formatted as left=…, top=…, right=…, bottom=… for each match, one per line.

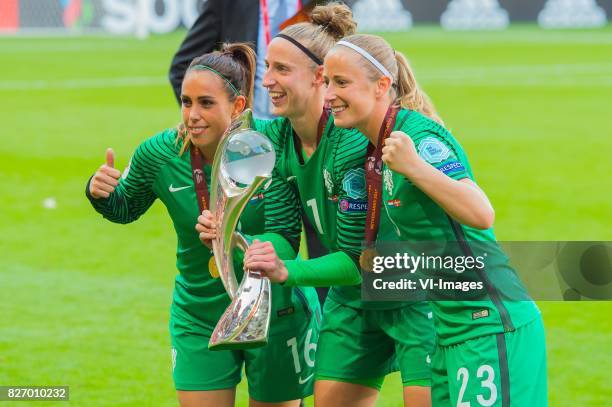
left=1, top=0, right=611, bottom=406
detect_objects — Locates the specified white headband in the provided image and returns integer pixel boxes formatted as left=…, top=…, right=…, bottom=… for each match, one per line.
left=336, top=40, right=393, bottom=79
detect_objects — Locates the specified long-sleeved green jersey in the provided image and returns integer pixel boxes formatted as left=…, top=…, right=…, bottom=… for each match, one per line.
left=381, top=109, right=540, bottom=345
left=255, top=115, right=410, bottom=309
left=87, top=128, right=315, bottom=334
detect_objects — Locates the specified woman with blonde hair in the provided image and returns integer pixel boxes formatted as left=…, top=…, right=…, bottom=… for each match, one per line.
left=236, top=3, right=435, bottom=406
left=323, top=33, right=547, bottom=406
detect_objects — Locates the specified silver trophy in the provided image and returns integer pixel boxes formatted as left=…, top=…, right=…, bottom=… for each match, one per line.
left=208, top=110, right=276, bottom=350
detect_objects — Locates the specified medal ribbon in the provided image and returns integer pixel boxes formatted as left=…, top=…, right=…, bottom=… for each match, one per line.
left=190, top=146, right=210, bottom=213
left=363, top=105, right=398, bottom=245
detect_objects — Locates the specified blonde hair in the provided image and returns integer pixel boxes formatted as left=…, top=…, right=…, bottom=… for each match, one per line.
left=337, top=34, right=443, bottom=125
left=176, top=42, right=256, bottom=154
left=279, top=2, right=357, bottom=69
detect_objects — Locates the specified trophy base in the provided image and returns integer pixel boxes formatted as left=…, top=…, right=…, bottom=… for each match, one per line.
left=208, top=273, right=271, bottom=351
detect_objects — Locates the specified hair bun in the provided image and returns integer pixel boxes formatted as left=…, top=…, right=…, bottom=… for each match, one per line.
left=220, top=44, right=234, bottom=56
left=310, top=2, right=357, bottom=40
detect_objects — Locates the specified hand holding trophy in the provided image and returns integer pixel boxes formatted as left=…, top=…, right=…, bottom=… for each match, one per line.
left=207, top=110, right=276, bottom=350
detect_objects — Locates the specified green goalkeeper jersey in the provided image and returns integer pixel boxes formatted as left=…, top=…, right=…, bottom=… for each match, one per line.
left=87, top=128, right=312, bottom=334
left=255, top=115, right=410, bottom=310
left=381, top=109, right=540, bottom=346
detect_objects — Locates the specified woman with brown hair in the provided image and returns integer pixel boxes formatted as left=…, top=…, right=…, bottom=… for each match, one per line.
left=87, top=43, right=321, bottom=407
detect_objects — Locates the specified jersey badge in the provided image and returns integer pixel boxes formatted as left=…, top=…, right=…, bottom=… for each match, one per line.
left=418, top=137, right=451, bottom=164
left=386, top=199, right=401, bottom=207
left=472, top=309, right=490, bottom=320
left=339, top=198, right=368, bottom=213
left=169, top=184, right=192, bottom=193
left=323, top=168, right=333, bottom=195
left=342, top=168, right=367, bottom=199
left=383, top=168, right=394, bottom=196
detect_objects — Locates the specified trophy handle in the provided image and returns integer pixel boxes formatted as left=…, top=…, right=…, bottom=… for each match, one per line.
left=234, top=232, right=250, bottom=258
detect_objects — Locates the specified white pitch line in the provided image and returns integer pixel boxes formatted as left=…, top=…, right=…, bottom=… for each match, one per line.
left=420, top=63, right=612, bottom=77
left=415, top=63, right=612, bottom=87
left=1, top=42, right=143, bottom=53
left=2, top=62, right=611, bottom=91
left=0, top=76, right=167, bottom=90
left=399, top=30, right=612, bottom=45
left=419, top=78, right=612, bottom=87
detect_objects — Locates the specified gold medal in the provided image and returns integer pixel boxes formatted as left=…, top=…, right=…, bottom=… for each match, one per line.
left=359, top=247, right=378, bottom=272
left=208, top=255, right=219, bottom=278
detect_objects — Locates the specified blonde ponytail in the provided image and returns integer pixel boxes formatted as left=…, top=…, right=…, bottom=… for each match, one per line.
left=395, top=52, right=443, bottom=125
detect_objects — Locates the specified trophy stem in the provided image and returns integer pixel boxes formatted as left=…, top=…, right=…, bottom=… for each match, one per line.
left=207, top=111, right=275, bottom=350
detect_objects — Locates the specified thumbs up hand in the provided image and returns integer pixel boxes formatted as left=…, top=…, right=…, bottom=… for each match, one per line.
left=89, top=148, right=122, bottom=199
left=105, top=148, right=114, bottom=168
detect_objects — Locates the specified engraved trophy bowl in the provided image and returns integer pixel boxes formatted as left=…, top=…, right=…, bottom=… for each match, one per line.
left=208, top=110, right=276, bottom=350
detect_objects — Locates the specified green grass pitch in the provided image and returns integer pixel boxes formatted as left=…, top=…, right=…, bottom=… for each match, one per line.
left=0, top=25, right=611, bottom=406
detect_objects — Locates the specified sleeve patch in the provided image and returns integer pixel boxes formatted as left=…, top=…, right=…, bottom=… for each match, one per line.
left=418, top=137, right=452, bottom=164
left=436, top=161, right=465, bottom=175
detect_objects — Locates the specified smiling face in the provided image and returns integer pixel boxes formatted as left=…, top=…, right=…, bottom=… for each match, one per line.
left=180, top=70, right=244, bottom=154
left=324, top=46, right=396, bottom=136
left=262, top=37, right=321, bottom=120
left=323, top=47, right=385, bottom=131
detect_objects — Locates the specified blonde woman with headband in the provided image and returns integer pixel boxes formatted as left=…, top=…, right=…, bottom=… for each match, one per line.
left=222, top=3, right=436, bottom=407
left=87, top=43, right=321, bottom=407
left=324, top=34, right=547, bottom=406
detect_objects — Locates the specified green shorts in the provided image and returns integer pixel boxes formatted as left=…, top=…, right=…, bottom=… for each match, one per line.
left=315, top=297, right=434, bottom=385
left=171, top=292, right=321, bottom=402
left=431, top=316, right=547, bottom=407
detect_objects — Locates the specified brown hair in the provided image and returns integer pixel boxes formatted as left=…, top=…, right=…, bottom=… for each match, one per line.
left=177, top=42, right=256, bottom=153
left=279, top=2, right=357, bottom=69
left=338, top=34, right=443, bottom=124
